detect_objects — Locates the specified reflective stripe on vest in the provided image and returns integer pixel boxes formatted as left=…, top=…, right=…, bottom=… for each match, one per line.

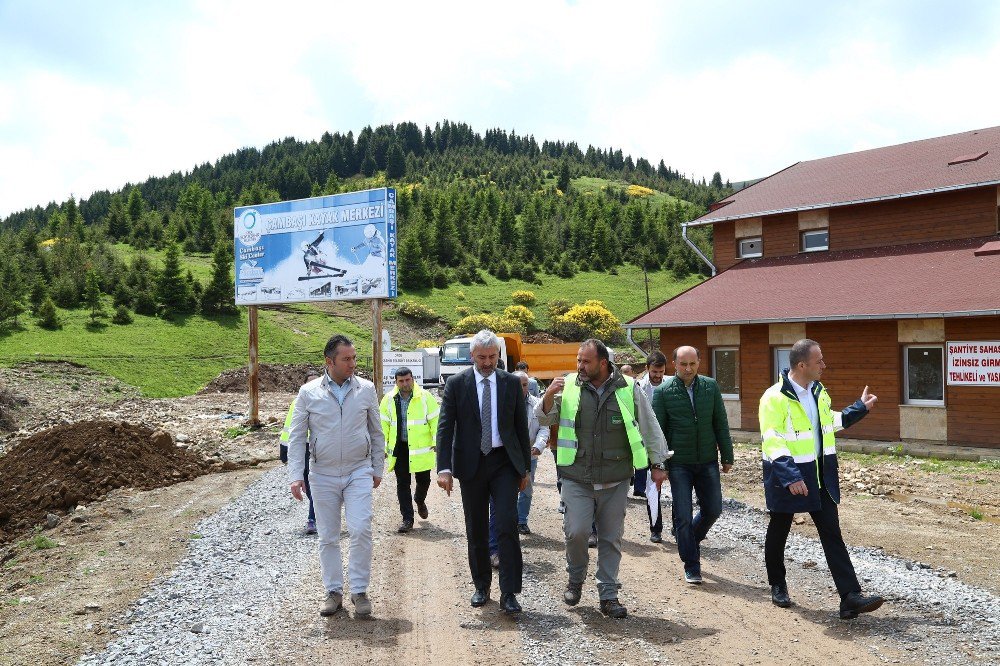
left=380, top=386, right=438, bottom=473
left=556, top=373, right=648, bottom=469
left=759, top=382, right=841, bottom=486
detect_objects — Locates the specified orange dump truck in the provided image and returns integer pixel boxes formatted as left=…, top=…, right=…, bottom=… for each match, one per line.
left=438, top=332, right=579, bottom=384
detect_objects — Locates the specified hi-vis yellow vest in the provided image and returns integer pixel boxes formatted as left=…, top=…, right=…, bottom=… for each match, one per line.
left=556, top=373, right=648, bottom=469
left=759, top=382, right=842, bottom=487
left=379, top=385, right=439, bottom=473
left=280, top=398, right=297, bottom=443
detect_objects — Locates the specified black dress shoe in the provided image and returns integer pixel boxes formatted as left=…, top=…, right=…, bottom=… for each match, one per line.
left=500, top=593, right=522, bottom=614
left=839, top=591, right=884, bottom=619
left=771, top=584, right=792, bottom=608
left=470, top=588, right=490, bottom=607
left=599, top=598, right=628, bottom=619
left=416, top=502, right=429, bottom=520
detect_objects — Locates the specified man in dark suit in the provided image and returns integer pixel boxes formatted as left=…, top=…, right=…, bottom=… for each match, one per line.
left=437, top=329, right=531, bottom=614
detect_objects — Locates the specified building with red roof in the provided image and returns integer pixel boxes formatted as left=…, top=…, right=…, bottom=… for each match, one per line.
left=626, top=127, right=1000, bottom=446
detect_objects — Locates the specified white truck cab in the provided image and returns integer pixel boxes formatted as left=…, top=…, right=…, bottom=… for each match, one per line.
left=439, top=334, right=510, bottom=385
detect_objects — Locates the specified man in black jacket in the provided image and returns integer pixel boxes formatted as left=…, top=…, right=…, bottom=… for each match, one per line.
left=436, top=329, right=531, bottom=614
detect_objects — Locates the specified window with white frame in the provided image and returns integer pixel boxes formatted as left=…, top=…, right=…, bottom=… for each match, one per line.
left=800, top=229, right=829, bottom=252
left=774, top=347, right=791, bottom=382
left=904, top=345, right=944, bottom=405
left=738, top=237, right=762, bottom=258
left=712, top=348, right=740, bottom=398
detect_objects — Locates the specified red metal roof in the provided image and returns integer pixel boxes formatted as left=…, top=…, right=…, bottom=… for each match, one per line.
left=627, top=237, right=1000, bottom=328
left=694, top=126, right=1000, bottom=225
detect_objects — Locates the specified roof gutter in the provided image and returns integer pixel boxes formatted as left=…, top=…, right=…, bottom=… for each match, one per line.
left=686, top=178, right=1000, bottom=227
left=622, top=309, right=1000, bottom=330
left=682, top=222, right=716, bottom=276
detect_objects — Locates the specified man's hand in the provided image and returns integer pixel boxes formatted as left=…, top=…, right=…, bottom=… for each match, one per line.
left=861, top=385, right=878, bottom=411
left=651, top=467, right=667, bottom=489
left=373, top=476, right=382, bottom=489
left=519, top=474, right=530, bottom=492
left=531, top=447, right=542, bottom=457
left=722, top=463, right=733, bottom=473
left=787, top=480, right=808, bottom=496
left=437, top=472, right=453, bottom=496
left=542, top=376, right=565, bottom=411
left=290, top=480, right=306, bottom=501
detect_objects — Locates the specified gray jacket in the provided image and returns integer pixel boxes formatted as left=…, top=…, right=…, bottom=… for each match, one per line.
left=287, top=373, right=386, bottom=482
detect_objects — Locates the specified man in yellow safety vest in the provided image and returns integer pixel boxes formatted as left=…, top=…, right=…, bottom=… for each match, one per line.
left=380, top=366, right=440, bottom=533
left=280, top=373, right=321, bottom=534
left=759, top=338, right=884, bottom=619
left=536, top=338, right=670, bottom=619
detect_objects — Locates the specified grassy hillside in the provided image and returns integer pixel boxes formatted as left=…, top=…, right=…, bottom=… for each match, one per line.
left=409, top=265, right=702, bottom=329
left=0, top=264, right=698, bottom=397
left=0, top=303, right=370, bottom=398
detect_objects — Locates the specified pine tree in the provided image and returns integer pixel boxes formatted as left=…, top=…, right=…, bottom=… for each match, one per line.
left=126, top=187, right=145, bottom=224
left=83, top=269, right=106, bottom=322
left=36, top=296, right=61, bottom=330
left=398, top=232, right=430, bottom=291
left=557, top=159, right=571, bottom=193
left=201, top=242, right=238, bottom=315
left=386, top=142, right=406, bottom=179
left=156, top=241, right=192, bottom=317
left=360, top=146, right=377, bottom=176
left=111, top=304, right=134, bottom=325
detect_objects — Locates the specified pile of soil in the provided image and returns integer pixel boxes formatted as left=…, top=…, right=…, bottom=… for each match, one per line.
left=0, top=420, right=211, bottom=542
left=199, top=364, right=373, bottom=394
left=199, top=363, right=326, bottom=394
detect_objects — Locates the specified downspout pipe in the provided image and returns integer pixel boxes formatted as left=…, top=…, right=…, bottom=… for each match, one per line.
left=682, top=222, right=716, bottom=277
left=625, top=326, right=649, bottom=358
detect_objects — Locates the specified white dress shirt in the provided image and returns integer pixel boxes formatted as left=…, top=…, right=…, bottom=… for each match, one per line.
left=474, top=367, right=502, bottom=448
left=788, top=375, right=822, bottom=459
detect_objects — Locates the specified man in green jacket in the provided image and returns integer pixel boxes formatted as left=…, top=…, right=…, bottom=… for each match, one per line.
left=651, top=345, right=734, bottom=584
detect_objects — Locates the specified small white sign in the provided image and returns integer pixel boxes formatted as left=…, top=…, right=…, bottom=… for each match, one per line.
left=946, top=340, right=1000, bottom=386
left=383, top=352, right=424, bottom=392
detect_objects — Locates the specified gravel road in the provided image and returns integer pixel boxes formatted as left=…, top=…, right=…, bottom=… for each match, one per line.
left=78, top=460, right=999, bottom=665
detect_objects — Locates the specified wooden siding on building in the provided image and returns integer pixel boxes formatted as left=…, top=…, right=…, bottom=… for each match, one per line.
left=761, top=212, right=799, bottom=258
left=944, top=317, right=1000, bottom=448
left=829, top=187, right=997, bottom=252
left=659, top=327, right=711, bottom=377
left=739, top=324, right=771, bottom=432
left=713, top=221, right=737, bottom=271
left=805, top=321, right=901, bottom=441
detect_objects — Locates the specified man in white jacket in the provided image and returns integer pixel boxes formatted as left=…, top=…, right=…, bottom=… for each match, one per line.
left=288, top=334, right=385, bottom=618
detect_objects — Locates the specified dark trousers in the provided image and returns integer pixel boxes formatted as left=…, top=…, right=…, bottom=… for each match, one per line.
left=632, top=467, right=647, bottom=495
left=459, top=448, right=522, bottom=594
left=283, top=443, right=316, bottom=522
left=765, top=488, right=861, bottom=597
left=393, top=441, right=430, bottom=521
left=668, top=463, right=723, bottom=572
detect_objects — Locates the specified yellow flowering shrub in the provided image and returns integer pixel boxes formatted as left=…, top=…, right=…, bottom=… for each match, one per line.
left=626, top=184, right=655, bottom=197
left=511, top=290, right=536, bottom=305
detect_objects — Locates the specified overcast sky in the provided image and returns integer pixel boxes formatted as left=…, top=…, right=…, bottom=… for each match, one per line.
left=2, top=0, right=999, bottom=218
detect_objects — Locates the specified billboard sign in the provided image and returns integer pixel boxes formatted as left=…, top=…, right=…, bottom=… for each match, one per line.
left=947, top=341, right=1000, bottom=386
left=233, top=188, right=397, bottom=305
left=382, top=351, right=425, bottom=392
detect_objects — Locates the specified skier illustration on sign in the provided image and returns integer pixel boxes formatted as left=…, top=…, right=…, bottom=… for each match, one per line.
left=351, top=224, right=387, bottom=263
left=299, top=230, right=347, bottom=281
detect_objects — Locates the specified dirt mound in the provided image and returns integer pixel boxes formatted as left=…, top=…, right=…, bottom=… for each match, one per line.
left=199, top=363, right=326, bottom=394
left=199, top=363, right=373, bottom=394
left=0, top=420, right=211, bottom=542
